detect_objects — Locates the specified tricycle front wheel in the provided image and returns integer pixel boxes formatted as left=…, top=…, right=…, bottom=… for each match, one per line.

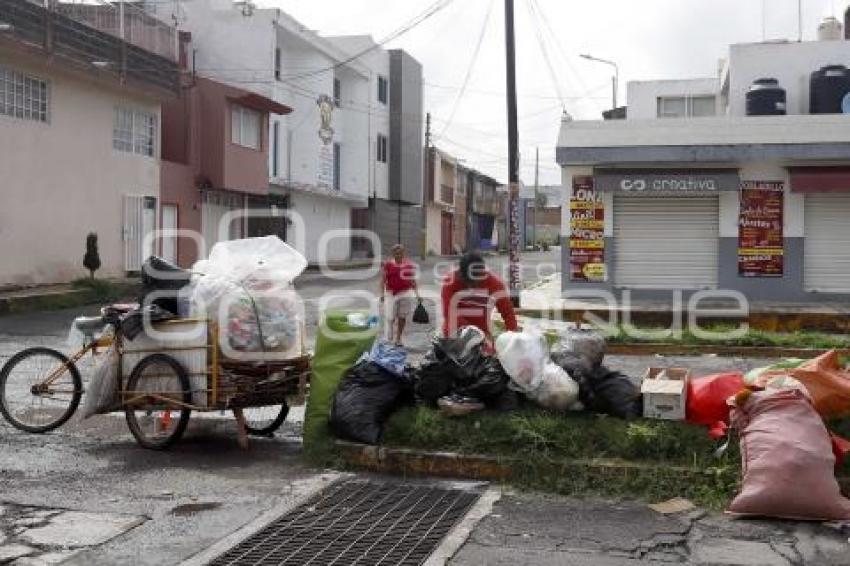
left=123, top=354, right=191, bottom=450
left=242, top=402, right=290, bottom=437
left=0, top=347, right=82, bottom=433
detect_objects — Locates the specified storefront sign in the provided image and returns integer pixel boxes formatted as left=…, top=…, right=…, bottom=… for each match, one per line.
left=594, top=170, right=740, bottom=193
left=738, top=181, right=784, bottom=277
left=569, top=176, right=606, bottom=282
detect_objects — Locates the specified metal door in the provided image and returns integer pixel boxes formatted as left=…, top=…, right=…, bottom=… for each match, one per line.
left=123, top=195, right=156, bottom=271
left=804, top=193, right=850, bottom=292
left=161, top=204, right=178, bottom=264
left=614, top=195, right=719, bottom=289
left=441, top=212, right=453, bottom=256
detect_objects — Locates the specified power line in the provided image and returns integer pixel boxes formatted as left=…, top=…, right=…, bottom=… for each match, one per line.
left=436, top=0, right=495, bottom=139
left=524, top=0, right=567, bottom=112
left=278, top=0, right=457, bottom=81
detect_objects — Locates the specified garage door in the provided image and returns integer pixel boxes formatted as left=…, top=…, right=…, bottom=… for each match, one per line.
left=614, top=195, right=719, bottom=289
left=804, top=194, right=850, bottom=292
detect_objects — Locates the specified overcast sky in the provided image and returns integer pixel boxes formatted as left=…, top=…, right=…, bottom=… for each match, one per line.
left=266, top=0, right=846, bottom=185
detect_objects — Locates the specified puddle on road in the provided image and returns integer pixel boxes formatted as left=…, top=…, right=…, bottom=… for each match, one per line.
left=170, top=502, right=223, bottom=516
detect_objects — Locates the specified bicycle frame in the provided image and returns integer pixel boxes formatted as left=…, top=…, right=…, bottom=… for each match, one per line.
left=39, top=332, right=114, bottom=389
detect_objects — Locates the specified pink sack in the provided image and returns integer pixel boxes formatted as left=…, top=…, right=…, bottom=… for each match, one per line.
left=728, top=389, right=850, bottom=520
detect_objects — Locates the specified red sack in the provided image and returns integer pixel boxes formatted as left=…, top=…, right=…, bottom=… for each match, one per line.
left=728, top=389, right=850, bottom=520
left=832, top=432, right=850, bottom=469
left=685, top=372, right=746, bottom=439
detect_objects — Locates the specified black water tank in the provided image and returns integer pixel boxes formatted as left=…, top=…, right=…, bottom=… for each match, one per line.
left=746, top=78, right=786, bottom=115
left=809, top=65, right=850, bottom=114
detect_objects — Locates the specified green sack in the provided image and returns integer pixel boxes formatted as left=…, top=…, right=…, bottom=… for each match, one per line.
left=744, top=358, right=807, bottom=385
left=303, top=310, right=377, bottom=461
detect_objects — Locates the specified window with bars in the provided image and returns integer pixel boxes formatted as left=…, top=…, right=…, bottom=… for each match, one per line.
left=113, top=107, right=157, bottom=157
left=376, top=133, right=388, bottom=164
left=0, top=66, right=49, bottom=123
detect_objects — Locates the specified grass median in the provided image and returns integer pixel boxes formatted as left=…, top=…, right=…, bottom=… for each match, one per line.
left=380, top=405, right=850, bottom=508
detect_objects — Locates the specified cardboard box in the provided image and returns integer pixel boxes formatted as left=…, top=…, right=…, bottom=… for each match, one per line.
left=641, top=367, right=691, bottom=420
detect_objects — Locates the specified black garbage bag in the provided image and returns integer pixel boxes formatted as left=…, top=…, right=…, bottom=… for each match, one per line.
left=139, top=256, right=192, bottom=315
left=580, top=366, right=643, bottom=420
left=330, top=361, right=413, bottom=445
left=118, top=305, right=176, bottom=340
left=414, top=333, right=485, bottom=406
left=454, top=356, right=510, bottom=405
left=551, top=350, right=594, bottom=380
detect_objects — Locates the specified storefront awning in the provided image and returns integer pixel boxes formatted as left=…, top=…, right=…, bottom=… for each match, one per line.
left=789, top=167, right=850, bottom=193
left=228, top=93, right=292, bottom=115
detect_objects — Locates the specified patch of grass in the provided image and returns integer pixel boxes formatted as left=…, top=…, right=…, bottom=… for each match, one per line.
left=71, top=278, right=138, bottom=303
left=498, top=319, right=850, bottom=350
left=381, top=406, right=850, bottom=508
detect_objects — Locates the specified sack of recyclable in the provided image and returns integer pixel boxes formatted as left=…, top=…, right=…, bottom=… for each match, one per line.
left=80, top=344, right=119, bottom=419
left=495, top=331, right=548, bottom=393
left=526, top=362, right=581, bottom=411
left=329, top=361, right=413, bottom=445
left=554, top=328, right=606, bottom=368
left=685, top=372, right=747, bottom=439
left=190, top=237, right=306, bottom=358
left=728, top=389, right=850, bottom=520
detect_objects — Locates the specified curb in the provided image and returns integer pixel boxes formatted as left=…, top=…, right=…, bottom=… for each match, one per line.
left=0, top=281, right=141, bottom=317
left=518, top=308, right=850, bottom=334
left=605, top=344, right=850, bottom=359
left=335, top=441, right=850, bottom=499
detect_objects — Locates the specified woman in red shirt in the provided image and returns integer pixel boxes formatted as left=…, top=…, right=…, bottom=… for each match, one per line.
left=379, top=244, right=421, bottom=345
left=441, top=252, right=518, bottom=340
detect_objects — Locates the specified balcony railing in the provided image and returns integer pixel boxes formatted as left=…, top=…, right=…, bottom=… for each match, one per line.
left=1, top=0, right=179, bottom=94
left=439, top=184, right=454, bottom=206
left=56, top=1, right=177, bottom=61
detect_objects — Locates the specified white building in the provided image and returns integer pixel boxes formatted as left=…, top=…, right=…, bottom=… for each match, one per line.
left=159, top=1, right=423, bottom=262
left=0, top=1, right=179, bottom=288
left=557, top=18, right=850, bottom=302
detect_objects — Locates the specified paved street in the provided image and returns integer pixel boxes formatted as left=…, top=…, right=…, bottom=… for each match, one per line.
left=0, top=250, right=849, bottom=564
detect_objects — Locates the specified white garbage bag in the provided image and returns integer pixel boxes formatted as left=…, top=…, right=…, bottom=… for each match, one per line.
left=80, top=345, right=119, bottom=419
left=527, top=362, right=581, bottom=411
left=495, top=331, right=548, bottom=393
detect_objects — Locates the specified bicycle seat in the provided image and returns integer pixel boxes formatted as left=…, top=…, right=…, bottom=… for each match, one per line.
left=74, top=316, right=105, bottom=336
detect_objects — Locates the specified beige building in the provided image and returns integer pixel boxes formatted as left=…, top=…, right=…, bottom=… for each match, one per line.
left=0, top=1, right=179, bottom=288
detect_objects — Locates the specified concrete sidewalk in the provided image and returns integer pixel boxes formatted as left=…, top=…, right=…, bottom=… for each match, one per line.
left=521, top=274, right=850, bottom=332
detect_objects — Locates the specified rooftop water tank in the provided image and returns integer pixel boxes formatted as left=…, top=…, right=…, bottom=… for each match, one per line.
left=810, top=65, right=850, bottom=114
left=746, top=78, right=786, bottom=116
left=818, top=16, right=843, bottom=40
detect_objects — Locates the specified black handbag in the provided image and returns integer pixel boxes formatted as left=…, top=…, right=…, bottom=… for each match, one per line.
left=412, top=300, right=430, bottom=324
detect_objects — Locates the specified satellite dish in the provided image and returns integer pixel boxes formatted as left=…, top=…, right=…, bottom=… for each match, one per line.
left=842, top=92, right=850, bottom=114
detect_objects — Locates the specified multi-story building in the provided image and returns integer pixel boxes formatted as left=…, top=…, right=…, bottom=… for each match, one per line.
left=160, top=62, right=291, bottom=267
left=327, top=36, right=424, bottom=259
left=425, top=147, right=503, bottom=254
left=149, top=1, right=423, bottom=263
left=557, top=16, right=850, bottom=301
left=0, top=0, right=179, bottom=287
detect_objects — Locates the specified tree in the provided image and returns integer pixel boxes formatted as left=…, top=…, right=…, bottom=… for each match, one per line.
left=83, top=232, right=101, bottom=279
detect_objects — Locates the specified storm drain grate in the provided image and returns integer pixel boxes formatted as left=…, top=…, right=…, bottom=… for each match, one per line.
left=206, top=479, right=481, bottom=566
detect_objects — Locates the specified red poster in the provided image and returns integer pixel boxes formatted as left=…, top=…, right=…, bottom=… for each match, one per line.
left=738, top=181, right=784, bottom=277
left=569, top=176, right=606, bottom=282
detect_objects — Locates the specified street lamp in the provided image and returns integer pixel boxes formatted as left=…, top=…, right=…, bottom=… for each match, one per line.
left=580, top=53, right=619, bottom=110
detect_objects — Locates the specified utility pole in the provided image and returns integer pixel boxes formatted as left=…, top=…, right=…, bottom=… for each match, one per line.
left=533, top=147, right=539, bottom=249
left=504, top=0, right=521, bottom=306
left=421, top=112, right=431, bottom=260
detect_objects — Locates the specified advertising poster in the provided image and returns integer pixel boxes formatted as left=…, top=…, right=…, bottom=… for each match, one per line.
left=738, top=181, right=784, bottom=277
left=569, top=176, right=606, bottom=282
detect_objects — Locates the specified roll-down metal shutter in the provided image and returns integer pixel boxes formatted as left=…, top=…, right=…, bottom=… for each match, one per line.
left=804, top=194, right=850, bottom=292
left=614, top=195, right=719, bottom=289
